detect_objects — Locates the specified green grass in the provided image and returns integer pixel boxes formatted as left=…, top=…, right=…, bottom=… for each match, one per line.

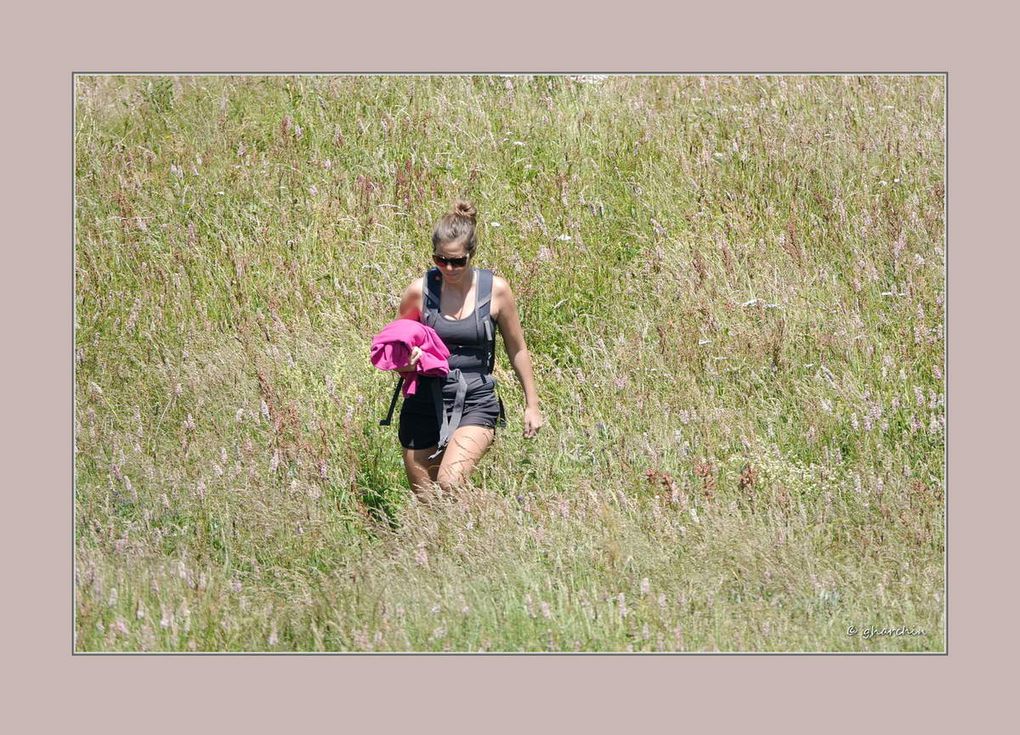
left=74, top=74, right=944, bottom=652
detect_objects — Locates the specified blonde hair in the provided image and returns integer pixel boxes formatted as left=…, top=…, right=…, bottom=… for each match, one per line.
left=432, top=199, right=478, bottom=254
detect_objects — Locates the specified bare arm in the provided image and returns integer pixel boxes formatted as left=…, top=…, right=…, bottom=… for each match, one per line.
left=393, top=278, right=424, bottom=373
left=494, top=277, right=543, bottom=437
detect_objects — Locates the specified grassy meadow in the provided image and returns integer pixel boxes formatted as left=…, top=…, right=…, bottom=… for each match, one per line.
left=74, top=75, right=945, bottom=652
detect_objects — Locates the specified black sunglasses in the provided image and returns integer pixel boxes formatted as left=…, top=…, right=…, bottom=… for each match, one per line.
left=433, top=254, right=470, bottom=268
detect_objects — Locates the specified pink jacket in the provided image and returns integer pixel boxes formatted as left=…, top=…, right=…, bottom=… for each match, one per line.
left=370, top=318, right=450, bottom=396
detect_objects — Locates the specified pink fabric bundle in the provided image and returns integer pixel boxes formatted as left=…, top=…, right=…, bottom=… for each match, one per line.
left=370, top=318, right=451, bottom=396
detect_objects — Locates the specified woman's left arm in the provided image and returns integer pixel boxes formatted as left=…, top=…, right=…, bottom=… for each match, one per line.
left=494, top=277, right=544, bottom=438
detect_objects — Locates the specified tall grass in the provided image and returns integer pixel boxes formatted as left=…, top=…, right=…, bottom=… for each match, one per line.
left=74, top=75, right=944, bottom=651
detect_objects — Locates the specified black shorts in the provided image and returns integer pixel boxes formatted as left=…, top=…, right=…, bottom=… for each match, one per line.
left=398, top=373, right=502, bottom=450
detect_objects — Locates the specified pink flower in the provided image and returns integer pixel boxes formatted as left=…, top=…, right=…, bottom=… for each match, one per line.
left=414, top=543, right=429, bottom=568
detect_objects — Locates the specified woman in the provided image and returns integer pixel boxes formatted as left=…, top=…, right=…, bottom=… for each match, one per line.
left=393, top=200, right=544, bottom=498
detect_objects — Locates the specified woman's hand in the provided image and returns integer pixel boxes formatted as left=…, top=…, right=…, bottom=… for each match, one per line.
left=395, top=346, right=422, bottom=374
left=523, top=406, right=545, bottom=438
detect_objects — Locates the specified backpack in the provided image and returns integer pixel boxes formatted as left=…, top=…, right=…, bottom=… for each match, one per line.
left=379, top=267, right=503, bottom=427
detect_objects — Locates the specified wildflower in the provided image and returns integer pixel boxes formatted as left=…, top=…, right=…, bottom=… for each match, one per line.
left=260, top=399, right=270, bottom=421
left=617, top=593, right=629, bottom=618
left=414, top=543, right=428, bottom=567
left=231, top=580, right=242, bottom=593
left=892, top=232, right=906, bottom=260
left=540, top=601, right=552, bottom=619
left=174, top=382, right=183, bottom=397
left=657, top=593, right=667, bottom=609
left=640, top=578, right=651, bottom=596
left=489, top=221, right=501, bottom=227
left=113, top=618, right=129, bottom=636
left=196, top=479, right=206, bottom=500
left=268, top=625, right=279, bottom=647
left=820, top=398, right=833, bottom=414
left=309, top=185, right=318, bottom=196
left=270, top=450, right=280, bottom=473
left=183, top=414, right=195, bottom=431
left=524, top=594, right=536, bottom=618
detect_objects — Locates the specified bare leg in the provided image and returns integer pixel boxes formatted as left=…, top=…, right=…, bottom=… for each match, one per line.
left=402, top=447, right=441, bottom=501
left=437, top=425, right=495, bottom=496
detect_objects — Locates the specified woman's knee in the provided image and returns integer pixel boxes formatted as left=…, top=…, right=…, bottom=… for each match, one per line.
left=435, top=465, right=467, bottom=493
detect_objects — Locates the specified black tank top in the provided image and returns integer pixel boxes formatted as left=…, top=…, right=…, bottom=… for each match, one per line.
left=422, top=268, right=496, bottom=374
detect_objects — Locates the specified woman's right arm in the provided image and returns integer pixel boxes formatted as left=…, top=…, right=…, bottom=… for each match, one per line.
left=396, top=277, right=424, bottom=321
left=392, top=278, right=425, bottom=373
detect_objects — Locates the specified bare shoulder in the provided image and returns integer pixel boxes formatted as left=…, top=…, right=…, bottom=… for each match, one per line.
left=397, top=277, right=425, bottom=318
left=492, top=274, right=513, bottom=298
left=491, top=274, right=515, bottom=320
left=406, top=276, right=424, bottom=295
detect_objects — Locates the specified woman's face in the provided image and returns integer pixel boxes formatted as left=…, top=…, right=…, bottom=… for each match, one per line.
left=433, top=239, right=472, bottom=283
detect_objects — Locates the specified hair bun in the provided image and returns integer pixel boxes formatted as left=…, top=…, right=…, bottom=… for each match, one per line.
left=452, top=199, right=477, bottom=223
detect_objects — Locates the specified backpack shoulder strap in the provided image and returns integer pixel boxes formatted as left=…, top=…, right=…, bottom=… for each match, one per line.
left=474, top=269, right=498, bottom=373
left=423, top=267, right=442, bottom=327
left=475, top=268, right=494, bottom=317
